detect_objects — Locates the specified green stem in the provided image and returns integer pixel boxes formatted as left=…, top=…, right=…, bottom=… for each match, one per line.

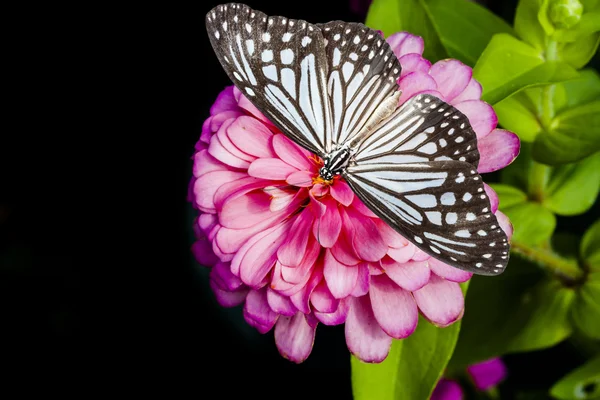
left=511, top=240, right=585, bottom=284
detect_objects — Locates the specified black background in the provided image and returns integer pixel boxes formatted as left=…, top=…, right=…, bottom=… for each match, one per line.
left=3, top=0, right=598, bottom=397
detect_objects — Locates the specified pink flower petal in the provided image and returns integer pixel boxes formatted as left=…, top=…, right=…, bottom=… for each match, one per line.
left=278, top=211, right=313, bottom=267
left=387, top=244, right=417, bottom=264
left=315, top=298, right=350, bottom=325
left=271, top=261, right=301, bottom=296
left=347, top=209, right=387, bottom=262
left=330, top=181, right=354, bottom=206
left=214, top=176, right=267, bottom=210
left=452, top=78, right=483, bottom=104
left=484, top=183, right=499, bottom=213
left=209, top=279, right=248, bottom=307
left=281, top=237, right=320, bottom=284
left=191, top=237, right=219, bottom=266
left=244, top=289, right=279, bottom=333
left=351, top=195, right=378, bottom=218
left=272, top=134, right=313, bottom=171
left=351, top=263, right=371, bottom=297
left=398, top=71, right=438, bottom=104
left=312, top=196, right=342, bottom=248
left=496, top=210, right=514, bottom=241
left=194, top=170, right=246, bottom=213
left=431, top=379, right=464, bottom=400
left=290, top=263, right=323, bottom=314
left=311, top=183, right=329, bottom=197
left=226, top=116, right=276, bottom=158
left=477, top=129, right=520, bottom=173
left=374, top=219, right=406, bottom=248
left=345, top=296, right=393, bottom=363
left=208, top=121, right=250, bottom=168
left=286, top=170, right=314, bottom=187
left=248, top=158, right=299, bottom=180
left=428, top=258, right=472, bottom=283
left=383, top=258, right=431, bottom=291
left=324, top=250, right=358, bottom=299
left=193, top=149, right=226, bottom=178
left=412, top=248, right=431, bottom=261
left=454, top=100, right=497, bottom=139
left=265, top=186, right=296, bottom=212
left=210, top=86, right=238, bottom=115
left=236, top=89, right=276, bottom=126
left=218, top=121, right=255, bottom=163
left=369, top=275, right=418, bottom=339
left=399, top=53, right=432, bottom=77
left=267, top=288, right=297, bottom=316
left=275, top=313, right=317, bottom=363
left=233, top=221, right=291, bottom=287
left=330, top=212, right=361, bottom=266
left=413, top=274, right=464, bottom=327
left=219, top=191, right=272, bottom=229
left=387, top=32, right=425, bottom=59
left=210, top=261, right=243, bottom=291
left=466, top=357, right=507, bottom=390
left=429, top=59, right=473, bottom=103
left=311, top=280, right=339, bottom=313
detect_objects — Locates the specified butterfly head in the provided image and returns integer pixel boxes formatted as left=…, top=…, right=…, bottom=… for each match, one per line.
left=319, top=147, right=351, bottom=182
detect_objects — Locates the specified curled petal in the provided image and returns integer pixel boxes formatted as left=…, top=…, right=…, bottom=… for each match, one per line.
left=347, top=209, right=388, bottom=262
left=484, top=183, right=499, bottom=213
left=275, top=313, right=318, bottom=364
left=351, top=263, right=371, bottom=297
left=248, top=158, right=299, bottom=180
left=272, top=134, right=313, bottom=171
left=345, top=296, right=392, bottom=363
left=267, top=288, right=298, bottom=316
left=312, top=197, right=342, bottom=248
left=369, top=275, right=418, bottom=339
left=454, top=100, right=497, bottom=139
left=194, top=170, right=245, bottom=213
left=383, top=258, right=430, bottom=291
left=291, top=263, right=323, bottom=314
left=387, top=32, right=425, bottom=59
left=311, top=281, right=339, bottom=313
left=244, top=289, right=279, bottom=333
left=428, top=258, right=472, bottom=283
left=477, top=129, right=520, bottom=173
left=330, top=180, right=354, bottom=206
left=413, top=274, right=464, bottom=327
left=496, top=210, right=514, bottom=241
left=315, top=297, right=350, bottom=325
left=220, top=192, right=272, bottom=229
left=324, top=250, right=358, bottom=299
left=286, top=170, right=314, bottom=187
left=209, top=279, right=249, bottom=307
left=278, top=211, right=313, bottom=267
left=429, top=59, right=472, bottom=103
left=399, top=53, right=432, bottom=77
left=281, top=237, right=320, bottom=284
left=330, top=212, right=361, bottom=265
left=208, top=121, right=250, bottom=168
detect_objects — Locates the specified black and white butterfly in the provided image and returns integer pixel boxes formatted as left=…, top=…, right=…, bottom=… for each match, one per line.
left=205, top=3, right=510, bottom=275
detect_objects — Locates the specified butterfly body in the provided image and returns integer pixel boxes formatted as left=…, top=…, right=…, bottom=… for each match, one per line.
left=205, top=3, right=510, bottom=276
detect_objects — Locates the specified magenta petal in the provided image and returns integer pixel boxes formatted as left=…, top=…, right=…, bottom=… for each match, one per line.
left=324, top=250, right=358, bottom=299
left=210, top=261, right=243, bottom=291
left=399, top=53, right=432, bottom=77
left=477, top=129, right=520, bottom=173
left=374, top=219, right=406, bottom=248
left=330, top=212, right=361, bottom=265
left=431, top=379, right=464, bottom=400
left=466, top=357, right=507, bottom=390
left=248, top=158, right=298, bottom=180
left=387, top=244, right=417, bottom=264
left=412, top=248, right=431, bottom=261
left=351, top=196, right=378, bottom=218
left=452, top=78, right=483, bottom=103
left=210, top=86, right=238, bottom=114
left=278, top=211, right=313, bottom=267
left=281, top=237, right=320, bottom=284
left=290, top=263, right=323, bottom=314
left=244, top=289, right=279, bottom=333
left=351, top=263, right=370, bottom=297
left=430, top=59, right=472, bottom=103
left=267, top=288, right=298, bottom=316
left=219, top=192, right=271, bottom=229
left=287, top=170, right=314, bottom=187
left=312, top=197, right=342, bottom=248
left=315, top=298, right=350, bottom=325
left=347, top=209, right=387, bottom=262
left=384, top=258, right=431, bottom=291
left=311, top=281, right=339, bottom=313
left=330, top=181, right=354, bottom=206
left=208, top=122, right=250, bottom=169
left=387, top=32, right=425, bottom=59
left=213, top=176, right=267, bottom=211
left=194, top=170, right=245, bottom=213
left=398, top=71, right=438, bottom=105
left=227, top=116, right=275, bottom=158
left=413, top=274, right=464, bottom=327
left=272, top=134, right=313, bottom=171
left=345, top=296, right=392, bottom=363
left=496, top=210, right=514, bottom=240
left=275, top=313, right=317, bottom=363
left=484, top=183, right=499, bottom=213
left=191, top=238, right=220, bottom=266
left=428, top=258, right=472, bottom=283
left=209, top=279, right=248, bottom=307
left=193, top=149, right=226, bottom=178
left=454, top=100, right=497, bottom=139
left=369, top=275, right=418, bottom=339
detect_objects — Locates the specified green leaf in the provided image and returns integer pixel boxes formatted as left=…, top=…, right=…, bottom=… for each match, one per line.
left=502, top=202, right=557, bottom=245
left=450, top=258, right=574, bottom=368
left=351, top=316, right=461, bottom=400
left=494, top=92, right=543, bottom=142
left=558, top=32, right=600, bottom=68
left=558, top=69, right=600, bottom=112
left=581, top=219, right=600, bottom=264
left=532, top=100, right=600, bottom=164
left=473, top=34, right=578, bottom=105
left=550, top=355, right=600, bottom=400
left=490, top=184, right=529, bottom=208
left=365, top=0, right=514, bottom=65
left=515, top=0, right=547, bottom=51
left=543, top=154, right=600, bottom=215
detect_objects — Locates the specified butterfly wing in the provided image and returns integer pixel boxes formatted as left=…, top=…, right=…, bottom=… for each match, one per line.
left=316, top=21, right=402, bottom=149
left=344, top=161, right=509, bottom=275
left=206, top=3, right=333, bottom=156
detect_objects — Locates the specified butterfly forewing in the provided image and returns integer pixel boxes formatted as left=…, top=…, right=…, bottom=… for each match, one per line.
left=316, top=21, right=402, bottom=148
left=206, top=3, right=332, bottom=156
left=354, top=94, right=480, bottom=167
left=344, top=161, right=509, bottom=275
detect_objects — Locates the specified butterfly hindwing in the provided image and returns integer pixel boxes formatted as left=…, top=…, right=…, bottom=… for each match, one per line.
left=344, top=161, right=509, bottom=275
left=316, top=21, right=402, bottom=149
left=355, top=94, right=480, bottom=167
left=206, top=3, right=332, bottom=156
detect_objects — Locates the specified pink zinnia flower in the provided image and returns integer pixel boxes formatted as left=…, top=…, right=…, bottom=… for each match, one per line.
left=190, top=32, right=520, bottom=363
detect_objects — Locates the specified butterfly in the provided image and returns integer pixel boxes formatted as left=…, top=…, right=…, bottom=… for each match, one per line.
left=205, top=3, right=510, bottom=275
